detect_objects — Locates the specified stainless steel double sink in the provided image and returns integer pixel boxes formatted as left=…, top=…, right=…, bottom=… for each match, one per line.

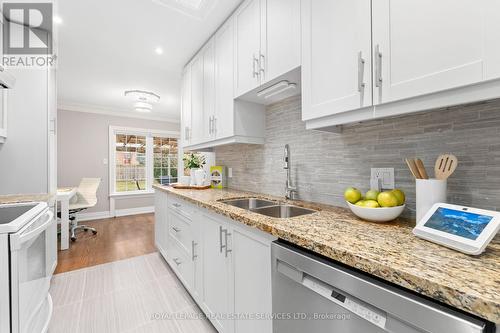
left=219, top=198, right=316, bottom=218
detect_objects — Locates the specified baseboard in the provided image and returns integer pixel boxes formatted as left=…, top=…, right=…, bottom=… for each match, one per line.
left=115, top=206, right=155, bottom=217
left=76, top=206, right=154, bottom=221
left=76, top=211, right=112, bottom=222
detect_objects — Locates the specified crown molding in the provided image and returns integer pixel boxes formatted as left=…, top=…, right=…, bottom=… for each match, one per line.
left=58, top=102, right=180, bottom=123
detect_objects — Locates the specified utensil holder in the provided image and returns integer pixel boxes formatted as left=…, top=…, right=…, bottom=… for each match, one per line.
left=416, top=179, right=447, bottom=223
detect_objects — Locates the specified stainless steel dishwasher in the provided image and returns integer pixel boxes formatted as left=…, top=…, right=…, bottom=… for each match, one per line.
left=272, top=241, right=494, bottom=333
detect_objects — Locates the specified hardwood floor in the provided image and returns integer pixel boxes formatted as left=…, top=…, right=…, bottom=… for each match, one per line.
left=55, top=213, right=156, bottom=274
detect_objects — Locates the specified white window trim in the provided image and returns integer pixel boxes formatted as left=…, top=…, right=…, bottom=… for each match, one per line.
left=108, top=126, right=180, bottom=197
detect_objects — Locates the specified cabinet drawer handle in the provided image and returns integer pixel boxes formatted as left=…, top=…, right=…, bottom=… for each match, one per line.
left=375, top=45, right=383, bottom=88
left=219, top=226, right=226, bottom=253
left=192, top=241, right=198, bottom=261
left=172, top=203, right=181, bottom=208
left=173, top=258, right=182, bottom=266
left=172, top=226, right=181, bottom=233
left=224, top=230, right=232, bottom=258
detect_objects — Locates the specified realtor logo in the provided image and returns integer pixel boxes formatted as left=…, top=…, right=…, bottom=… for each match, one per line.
left=2, top=3, right=53, bottom=55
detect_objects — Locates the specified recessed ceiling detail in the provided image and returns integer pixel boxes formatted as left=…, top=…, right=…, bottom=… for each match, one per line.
left=152, top=0, right=217, bottom=20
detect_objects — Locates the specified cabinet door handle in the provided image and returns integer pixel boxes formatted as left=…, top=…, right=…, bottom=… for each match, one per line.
left=375, top=45, right=383, bottom=88
left=172, top=203, right=181, bottom=208
left=192, top=241, right=198, bottom=261
left=223, top=230, right=232, bottom=258
left=259, top=53, right=265, bottom=76
left=173, top=258, right=182, bottom=266
left=357, top=51, right=366, bottom=93
left=219, top=226, right=226, bottom=253
left=252, top=54, right=260, bottom=78
left=172, top=226, right=181, bottom=233
left=209, top=116, right=212, bottom=135
left=213, top=117, right=217, bottom=135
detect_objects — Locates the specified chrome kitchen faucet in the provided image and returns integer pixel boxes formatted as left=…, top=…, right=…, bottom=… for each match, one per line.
left=284, top=144, right=297, bottom=200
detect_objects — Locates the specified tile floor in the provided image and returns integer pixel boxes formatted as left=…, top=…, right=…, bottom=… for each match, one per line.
left=49, top=252, right=217, bottom=333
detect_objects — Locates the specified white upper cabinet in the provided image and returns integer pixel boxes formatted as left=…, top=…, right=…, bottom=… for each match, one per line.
left=372, top=0, right=487, bottom=105
left=190, top=54, right=205, bottom=144
left=301, top=0, right=372, bottom=121
left=234, top=0, right=301, bottom=97
left=484, top=0, right=500, bottom=80
left=181, top=66, right=192, bottom=145
left=214, top=19, right=235, bottom=140
left=202, top=39, right=216, bottom=142
left=261, top=0, right=301, bottom=84
left=234, top=0, right=262, bottom=97
left=303, top=0, right=500, bottom=130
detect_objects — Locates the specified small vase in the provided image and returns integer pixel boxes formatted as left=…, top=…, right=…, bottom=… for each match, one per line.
left=189, top=168, right=198, bottom=186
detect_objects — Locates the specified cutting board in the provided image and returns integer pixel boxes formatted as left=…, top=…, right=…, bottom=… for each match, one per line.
left=171, top=183, right=211, bottom=190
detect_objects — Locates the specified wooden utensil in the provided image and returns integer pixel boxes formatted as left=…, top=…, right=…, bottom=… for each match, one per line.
left=415, top=159, right=429, bottom=179
left=405, top=158, right=422, bottom=179
left=434, top=154, right=458, bottom=180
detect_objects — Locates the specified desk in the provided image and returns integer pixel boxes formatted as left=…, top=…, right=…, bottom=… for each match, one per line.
left=57, top=187, right=77, bottom=250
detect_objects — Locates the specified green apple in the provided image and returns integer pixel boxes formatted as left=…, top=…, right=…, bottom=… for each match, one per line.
left=355, top=200, right=366, bottom=207
left=364, top=200, right=380, bottom=208
left=365, top=190, right=380, bottom=201
left=377, top=191, right=399, bottom=207
left=391, top=189, right=406, bottom=206
left=344, top=187, right=362, bottom=204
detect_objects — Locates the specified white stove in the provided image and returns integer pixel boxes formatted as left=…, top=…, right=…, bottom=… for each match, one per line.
left=0, top=202, right=57, bottom=333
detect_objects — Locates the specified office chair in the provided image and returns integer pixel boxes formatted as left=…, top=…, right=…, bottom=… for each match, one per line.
left=67, top=178, right=101, bottom=241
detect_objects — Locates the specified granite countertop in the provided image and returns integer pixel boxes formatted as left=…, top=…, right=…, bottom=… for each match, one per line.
left=0, top=193, right=54, bottom=205
left=154, top=185, right=500, bottom=323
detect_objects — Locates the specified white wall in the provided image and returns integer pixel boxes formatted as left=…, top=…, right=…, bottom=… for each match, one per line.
left=57, top=109, right=179, bottom=214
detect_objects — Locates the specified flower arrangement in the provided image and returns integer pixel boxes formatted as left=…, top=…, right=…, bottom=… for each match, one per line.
left=183, top=153, right=206, bottom=169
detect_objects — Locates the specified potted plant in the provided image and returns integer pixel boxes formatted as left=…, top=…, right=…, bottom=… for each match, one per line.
left=183, top=153, right=206, bottom=185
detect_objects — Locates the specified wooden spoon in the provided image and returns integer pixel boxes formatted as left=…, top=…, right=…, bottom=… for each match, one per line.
left=405, top=158, right=422, bottom=179
left=434, top=154, right=458, bottom=180
left=415, top=159, right=429, bottom=179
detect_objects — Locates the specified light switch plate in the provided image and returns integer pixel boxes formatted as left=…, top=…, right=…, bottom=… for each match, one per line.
left=371, top=168, right=394, bottom=190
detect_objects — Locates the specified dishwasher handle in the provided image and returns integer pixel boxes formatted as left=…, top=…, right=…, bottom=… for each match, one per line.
left=276, top=259, right=387, bottom=330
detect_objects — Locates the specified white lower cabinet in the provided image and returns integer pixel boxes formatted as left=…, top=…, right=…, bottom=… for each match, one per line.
left=232, top=226, right=274, bottom=333
left=201, top=212, right=234, bottom=333
left=156, top=193, right=275, bottom=333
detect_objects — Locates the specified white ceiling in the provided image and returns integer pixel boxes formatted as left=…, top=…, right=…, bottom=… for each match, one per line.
left=57, top=0, right=242, bottom=122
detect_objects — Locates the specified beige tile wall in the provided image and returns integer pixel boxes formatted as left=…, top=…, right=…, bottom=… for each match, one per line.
left=215, top=96, right=500, bottom=219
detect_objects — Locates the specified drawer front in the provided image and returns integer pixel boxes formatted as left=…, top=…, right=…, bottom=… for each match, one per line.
left=168, top=195, right=194, bottom=219
left=167, top=237, right=194, bottom=289
left=169, top=210, right=193, bottom=256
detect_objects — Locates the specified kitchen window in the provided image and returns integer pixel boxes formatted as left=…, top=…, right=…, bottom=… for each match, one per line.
left=109, top=126, right=180, bottom=196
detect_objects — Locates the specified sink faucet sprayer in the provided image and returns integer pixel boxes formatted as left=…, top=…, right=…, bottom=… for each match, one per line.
left=284, top=144, right=297, bottom=200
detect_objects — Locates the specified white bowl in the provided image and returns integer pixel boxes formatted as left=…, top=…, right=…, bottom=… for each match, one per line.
left=346, top=201, right=405, bottom=222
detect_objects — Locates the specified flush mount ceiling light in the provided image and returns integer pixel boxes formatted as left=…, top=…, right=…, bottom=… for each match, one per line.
left=134, top=102, right=153, bottom=112
left=152, top=0, right=216, bottom=20
left=124, top=90, right=160, bottom=113
left=155, top=47, right=164, bottom=55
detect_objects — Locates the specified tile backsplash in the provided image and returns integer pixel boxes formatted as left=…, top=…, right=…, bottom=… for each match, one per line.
left=215, top=96, right=500, bottom=219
